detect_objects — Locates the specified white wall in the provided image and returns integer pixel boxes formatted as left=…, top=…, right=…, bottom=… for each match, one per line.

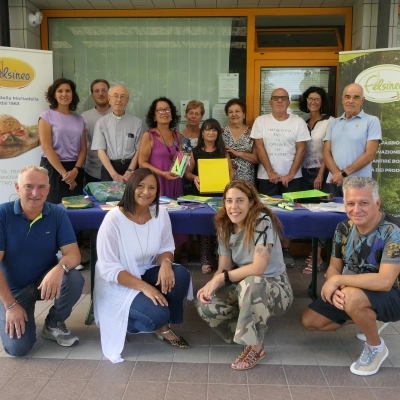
left=9, top=0, right=41, bottom=49
left=352, top=0, right=398, bottom=50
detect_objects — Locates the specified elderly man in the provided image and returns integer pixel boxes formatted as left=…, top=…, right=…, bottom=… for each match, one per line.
left=92, top=84, right=143, bottom=182
left=0, top=166, right=84, bottom=356
left=251, top=87, right=309, bottom=266
left=301, top=177, right=400, bottom=376
left=323, top=83, right=382, bottom=196
left=81, top=79, right=112, bottom=184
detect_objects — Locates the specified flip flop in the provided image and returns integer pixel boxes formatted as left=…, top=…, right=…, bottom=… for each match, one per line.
left=302, top=266, right=312, bottom=274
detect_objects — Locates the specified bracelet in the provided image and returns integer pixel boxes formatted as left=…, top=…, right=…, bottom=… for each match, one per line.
left=140, top=282, right=147, bottom=292
left=6, top=301, right=18, bottom=311
left=60, top=169, right=67, bottom=177
left=161, top=258, right=173, bottom=265
left=73, top=166, right=81, bottom=171
left=127, top=168, right=134, bottom=173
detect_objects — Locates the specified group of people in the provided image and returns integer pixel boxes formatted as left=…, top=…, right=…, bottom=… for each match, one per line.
left=0, top=78, right=398, bottom=378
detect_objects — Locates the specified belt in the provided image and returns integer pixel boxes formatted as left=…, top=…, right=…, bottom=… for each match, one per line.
left=110, top=158, right=132, bottom=164
left=303, top=167, right=319, bottom=172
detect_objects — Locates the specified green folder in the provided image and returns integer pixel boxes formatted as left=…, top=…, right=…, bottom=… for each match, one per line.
left=282, top=189, right=329, bottom=202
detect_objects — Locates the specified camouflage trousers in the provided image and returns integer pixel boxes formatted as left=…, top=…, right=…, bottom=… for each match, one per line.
left=195, top=273, right=293, bottom=345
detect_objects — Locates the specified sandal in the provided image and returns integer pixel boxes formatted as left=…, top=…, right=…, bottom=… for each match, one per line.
left=155, top=328, right=189, bottom=349
left=231, top=345, right=265, bottom=371
left=201, top=265, right=212, bottom=274
left=180, top=252, right=189, bottom=264
left=302, top=266, right=312, bottom=274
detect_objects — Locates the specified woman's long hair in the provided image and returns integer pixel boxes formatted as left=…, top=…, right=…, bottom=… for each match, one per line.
left=215, top=180, right=282, bottom=251
left=195, top=118, right=226, bottom=157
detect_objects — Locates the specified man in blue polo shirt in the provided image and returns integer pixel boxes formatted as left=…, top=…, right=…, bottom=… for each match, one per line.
left=323, top=83, right=382, bottom=197
left=0, top=166, right=84, bottom=356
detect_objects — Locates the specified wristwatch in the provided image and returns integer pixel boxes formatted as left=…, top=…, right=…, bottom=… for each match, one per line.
left=341, top=170, right=348, bottom=177
left=73, top=165, right=82, bottom=171
left=60, top=264, right=69, bottom=274
left=222, top=269, right=232, bottom=286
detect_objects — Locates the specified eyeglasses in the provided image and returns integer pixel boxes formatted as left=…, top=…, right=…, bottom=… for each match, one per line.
left=271, top=96, right=289, bottom=101
left=307, top=97, right=321, bottom=103
left=187, top=111, right=201, bottom=117
left=110, top=94, right=127, bottom=100
left=156, top=108, right=171, bottom=114
left=93, top=88, right=108, bottom=94
left=204, top=128, right=218, bottom=133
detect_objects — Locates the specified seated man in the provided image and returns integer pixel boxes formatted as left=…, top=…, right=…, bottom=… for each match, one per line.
left=301, top=176, right=400, bottom=376
left=0, top=166, right=84, bottom=356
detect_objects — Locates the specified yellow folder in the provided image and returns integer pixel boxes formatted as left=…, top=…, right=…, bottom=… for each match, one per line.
left=198, top=158, right=230, bottom=194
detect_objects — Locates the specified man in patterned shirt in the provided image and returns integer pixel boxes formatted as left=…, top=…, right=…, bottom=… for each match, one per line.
left=301, top=177, right=400, bottom=376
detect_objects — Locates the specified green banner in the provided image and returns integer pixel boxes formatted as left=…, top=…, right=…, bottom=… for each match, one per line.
left=339, top=49, right=400, bottom=217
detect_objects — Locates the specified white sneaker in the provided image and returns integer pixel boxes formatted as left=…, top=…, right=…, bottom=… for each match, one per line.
left=356, top=321, right=389, bottom=341
left=75, top=264, right=85, bottom=271
left=350, top=340, right=388, bottom=376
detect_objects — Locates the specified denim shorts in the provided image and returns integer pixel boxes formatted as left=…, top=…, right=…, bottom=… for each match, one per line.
left=308, top=288, right=400, bottom=325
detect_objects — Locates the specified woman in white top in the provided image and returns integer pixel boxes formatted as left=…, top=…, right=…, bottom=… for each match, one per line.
left=94, top=168, right=190, bottom=363
left=196, top=180, right=293, bottom=371
left=299, top=86, right=334, bottom=271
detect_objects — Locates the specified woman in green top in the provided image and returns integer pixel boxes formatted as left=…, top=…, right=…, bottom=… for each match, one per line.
left=196, top=180, right=293, bottom=370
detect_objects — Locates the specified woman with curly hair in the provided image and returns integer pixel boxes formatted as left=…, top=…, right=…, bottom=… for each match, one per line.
left=138, top=97, right=183, bottom=198
left=299, top=86, right=334, bottom=272
left=39, top=77, right=87, bottom=203
left=196, top=180, right=293, bottom=370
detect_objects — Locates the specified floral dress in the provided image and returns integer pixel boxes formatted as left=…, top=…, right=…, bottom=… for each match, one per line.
left=222, top=125, right=255, bottom=184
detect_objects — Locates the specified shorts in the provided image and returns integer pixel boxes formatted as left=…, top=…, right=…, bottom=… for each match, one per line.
left=308, top=288, right=400, bottom=325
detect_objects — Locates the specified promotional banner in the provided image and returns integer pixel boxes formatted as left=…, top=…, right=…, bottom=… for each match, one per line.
left=0, top=47, right=53, bottom=203
left=339, top=48, right=400, bottom=217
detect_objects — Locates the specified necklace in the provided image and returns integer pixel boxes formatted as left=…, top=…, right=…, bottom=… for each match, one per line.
left=157, top=129, right=179, bottom=160
left=132, top=218, right=150, bottom=267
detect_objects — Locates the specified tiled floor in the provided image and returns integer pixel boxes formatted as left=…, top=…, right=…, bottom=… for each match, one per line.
left=1, top=259, right=400, bottom=400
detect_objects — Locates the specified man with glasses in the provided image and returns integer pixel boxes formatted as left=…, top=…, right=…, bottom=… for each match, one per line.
left=81, top=79, right=112, bottom=184
left=323, top=83, right=381, bottom=197
left=92, top=84, right=143, bottom=182
left=251, top=87, right=309, bottom=267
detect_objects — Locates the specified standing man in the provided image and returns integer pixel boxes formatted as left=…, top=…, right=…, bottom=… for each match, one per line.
left=251, top=88, right=309, bottom=267
left=92, top=84, right=143, bottom=182
left=81, top=79, right=112, bottom=184
left=301, top=177, right=400, bottom=376
left=0, top=166, right=84, bottom=356
left=323, top=83, right=382, bottom=196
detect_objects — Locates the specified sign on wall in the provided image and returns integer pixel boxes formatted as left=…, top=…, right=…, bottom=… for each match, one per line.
left=0, top=47, right=53, bottom=203
left=339, top=48, right=400, bottom=217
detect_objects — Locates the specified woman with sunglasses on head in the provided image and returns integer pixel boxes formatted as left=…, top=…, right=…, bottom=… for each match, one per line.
left=94, top=168, right=190, bottom=363
left=138, top=97, right=183, bottom=198
left=222, top=98, right=258, bottom=184
left=196, top=180, right=293, bottom=370
left=185, top=118, right=234, bottom=274
left=299, top=87, right=334, bottom=273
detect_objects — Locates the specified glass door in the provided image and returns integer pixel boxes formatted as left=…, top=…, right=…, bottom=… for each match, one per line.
left=252, top=61, right=338, bottom=122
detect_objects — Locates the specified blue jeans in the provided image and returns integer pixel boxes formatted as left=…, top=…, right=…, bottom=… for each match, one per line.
left=127, top=264, right=190, bottom=333
left=0, top=269, right=84, bottom=356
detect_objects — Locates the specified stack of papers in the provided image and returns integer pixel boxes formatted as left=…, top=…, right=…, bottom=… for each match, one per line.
left=301, top=203, right=345, bottom=213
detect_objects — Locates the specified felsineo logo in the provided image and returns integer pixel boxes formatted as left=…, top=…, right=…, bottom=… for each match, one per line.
left=0, top=58, right=35, bottom=89
left=355, top=64, right=400, bottom=103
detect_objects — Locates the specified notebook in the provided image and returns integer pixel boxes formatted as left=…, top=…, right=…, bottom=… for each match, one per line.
left=282, top=189, right=329, bottom=203
left=197, top=158, right=230, bottom=194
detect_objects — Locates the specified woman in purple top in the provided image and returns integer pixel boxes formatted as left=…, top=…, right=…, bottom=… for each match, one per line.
left=39, top=78, right=87, bottom=204
left=138, top=97, right=183, bottom=199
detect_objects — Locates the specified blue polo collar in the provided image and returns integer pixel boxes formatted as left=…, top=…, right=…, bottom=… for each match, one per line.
left=339, top=110, right=365, bottom=121
left=13, top=198, right=51, bottom=217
